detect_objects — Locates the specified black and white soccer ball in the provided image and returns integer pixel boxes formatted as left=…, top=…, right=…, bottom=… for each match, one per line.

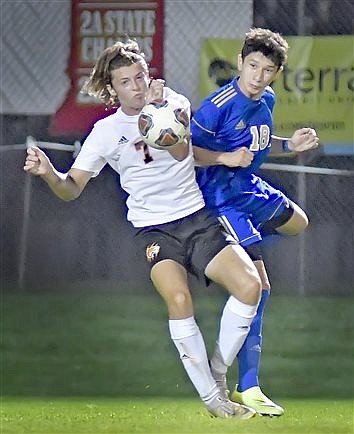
left=138, top=100, right=190, bottom=149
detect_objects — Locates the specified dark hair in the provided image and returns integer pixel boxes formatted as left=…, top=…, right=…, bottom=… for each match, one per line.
left=241, top=28, right=288, bottom=68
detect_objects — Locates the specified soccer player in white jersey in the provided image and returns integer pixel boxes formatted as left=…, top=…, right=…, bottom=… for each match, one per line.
left=191, top=28, right=319, bottom=416
left=23, top=38, right=262, bottom=419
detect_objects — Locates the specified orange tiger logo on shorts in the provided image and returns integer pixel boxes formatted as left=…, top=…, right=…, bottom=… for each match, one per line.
left=146, top=242, right=161, bottom=262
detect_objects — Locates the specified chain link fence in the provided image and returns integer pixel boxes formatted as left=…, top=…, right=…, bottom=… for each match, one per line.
left=164, top=0, right=253, bottom=108
left=1, top=0, right=353, bottom=295
left=254, top=0, right=353, bottom=36
left=1, top=1, right=70, bottom=114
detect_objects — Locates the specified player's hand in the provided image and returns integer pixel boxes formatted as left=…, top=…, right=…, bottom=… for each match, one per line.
left=146, top=78, right=165, bottom=104
left=166, top=134, right=191, bottom=162
left=221, top=146, right=254, bottom=168
left=288, top=128, right=319, bottom=153
left=23, top=146, right=52, bottom=175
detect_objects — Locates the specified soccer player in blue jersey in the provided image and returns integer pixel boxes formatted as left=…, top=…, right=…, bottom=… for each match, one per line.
left=191, top=28, right=319, bottom=416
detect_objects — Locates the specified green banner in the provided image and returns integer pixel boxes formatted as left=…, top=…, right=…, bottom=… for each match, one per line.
left=200, top=36, right=354, bottom=151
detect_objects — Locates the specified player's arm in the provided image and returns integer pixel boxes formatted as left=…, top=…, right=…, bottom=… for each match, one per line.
left=191, top=103, right=253, bottom=168
left=166, top=136, right=190, bottom=161
left=24, top=146, right=93, bottom=201
left=270, top=128, right=319, bottom=156
left=193, top=145, right=253, bottom=168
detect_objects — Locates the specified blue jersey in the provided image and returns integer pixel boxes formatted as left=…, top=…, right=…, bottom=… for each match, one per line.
left=192, top=77, right=276, bottom=211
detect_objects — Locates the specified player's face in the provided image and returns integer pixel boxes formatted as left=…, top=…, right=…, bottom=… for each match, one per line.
left=111, top=63, right=150, bottom=115
left=237, top=52, right=281, bottom=99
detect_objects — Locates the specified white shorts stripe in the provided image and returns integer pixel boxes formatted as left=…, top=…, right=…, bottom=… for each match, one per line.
left=218, top=215, right=240, bottom=243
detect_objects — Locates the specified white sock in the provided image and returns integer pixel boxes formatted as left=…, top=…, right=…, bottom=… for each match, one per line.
left=211, top=296, right=258, bottom=374
left=169, top=316, right=217, bottom=400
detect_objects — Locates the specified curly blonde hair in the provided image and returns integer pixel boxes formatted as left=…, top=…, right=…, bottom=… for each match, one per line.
left=242, top=28, right=289, bottom=68
left=81, top=38, right=148, bottom=107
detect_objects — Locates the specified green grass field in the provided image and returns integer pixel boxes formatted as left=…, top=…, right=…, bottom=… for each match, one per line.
left=2, top=397, right=353, bottom=433
left=1, top=290, right=353, bottom=433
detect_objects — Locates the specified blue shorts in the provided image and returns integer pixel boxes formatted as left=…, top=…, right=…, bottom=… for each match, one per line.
left=216, top=177, right=290, bottom=247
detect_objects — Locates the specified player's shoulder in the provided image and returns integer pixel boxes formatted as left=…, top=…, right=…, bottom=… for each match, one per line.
left=262, top=85, right=276, bottom=109
left=93, top=109, right=120, bottom=129
left=208, top=80, right=237, bottom=109
left=263, top=85, right=276, bottom=100
left=84, top=109, right=126, bottom=148
left=194, top=81, right=237, bottom=122
left=264, top=85, right=275, bottom=95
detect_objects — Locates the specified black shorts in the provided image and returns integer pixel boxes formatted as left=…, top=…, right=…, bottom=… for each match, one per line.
left=133, top=208, right=236, bottom=281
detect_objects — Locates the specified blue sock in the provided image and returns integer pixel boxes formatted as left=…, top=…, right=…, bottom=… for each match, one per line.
left=236, top=289, right=270, bottom=392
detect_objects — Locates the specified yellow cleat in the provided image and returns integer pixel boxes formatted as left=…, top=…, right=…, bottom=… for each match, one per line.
left=230, top=385, right=284, bottom=416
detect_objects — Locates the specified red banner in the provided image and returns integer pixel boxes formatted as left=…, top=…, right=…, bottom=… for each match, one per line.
left=49, top=0, right=164, bottom=137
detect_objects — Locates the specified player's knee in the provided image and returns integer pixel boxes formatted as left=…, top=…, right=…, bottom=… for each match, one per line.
left=262, top=281, right=271, bottom=291
left=232, top=269, right=261, bottom=305
left=249, top=254, right=271, bottom=291
left=242, top=245, right=266, bottom=296
left=297, top=210, right=309, bottom=231
left=257, top=265, right=271, bottom=291
left=168, top=290, right=192, bottom=314
left=245, top=272, right=262, bottom=305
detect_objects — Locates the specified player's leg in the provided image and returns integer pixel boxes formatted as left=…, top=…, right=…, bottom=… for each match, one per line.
left=181, top=210, right=260, bottom=418
left=235, top=246, right=270, bottom=391
left=218, top=208, right=283, bottom=415
left=230, top=247, right=284, bottom=416
left=239, top=174, right=307, bottom=237
left=274, top=201, right=308, bottom=235
left=150, top=260, right=218, bottom=404
left=236, top=194, right=305, bottom=415
left=151, top=258, right=253, bottom=419
left=137, top=220, right=254, bottom=419
left=204, top=243, right=261, bottom=398
left=256, top=186, right=308, bottom=236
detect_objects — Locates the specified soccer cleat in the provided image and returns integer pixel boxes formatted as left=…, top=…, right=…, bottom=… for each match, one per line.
left=206, top=392, right=257, bottom=419
left=228, top=401, right=257, bottom=419
left=230, top=385, right=284, bottom=416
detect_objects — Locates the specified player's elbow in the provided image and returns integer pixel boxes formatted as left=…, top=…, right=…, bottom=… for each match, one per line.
left=61, top=193, right=80, bottom=202
left=55, top=178, right=84, bottom=202
left=55, top=189, right=81, bottom=202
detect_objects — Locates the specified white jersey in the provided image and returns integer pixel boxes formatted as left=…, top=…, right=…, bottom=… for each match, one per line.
left=72, top=87, right=205, bottom=227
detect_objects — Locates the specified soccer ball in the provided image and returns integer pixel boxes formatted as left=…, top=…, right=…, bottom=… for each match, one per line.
left=138, top=100, right=190, bottom=149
